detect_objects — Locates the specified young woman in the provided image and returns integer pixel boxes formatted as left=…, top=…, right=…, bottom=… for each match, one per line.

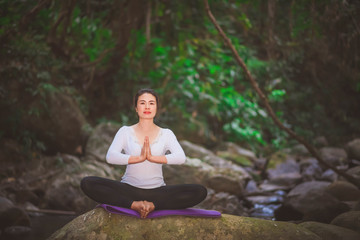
left=81, top=89, right=207, bottom=218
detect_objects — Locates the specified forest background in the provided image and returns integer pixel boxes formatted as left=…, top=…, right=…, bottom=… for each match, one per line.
left=1, top=0, right=360, bottom=157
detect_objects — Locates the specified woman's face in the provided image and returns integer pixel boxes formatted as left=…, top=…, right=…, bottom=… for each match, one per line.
left=136, top=93, right=157, bottom=119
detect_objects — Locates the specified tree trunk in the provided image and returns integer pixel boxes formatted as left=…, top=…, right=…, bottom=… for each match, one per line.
left=267, top=0, right=276, bottom=59
left=203, top=0, right=360, bottom=188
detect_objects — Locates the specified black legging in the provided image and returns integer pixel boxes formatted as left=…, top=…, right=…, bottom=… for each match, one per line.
left=80, top=176, right=207, bottom=210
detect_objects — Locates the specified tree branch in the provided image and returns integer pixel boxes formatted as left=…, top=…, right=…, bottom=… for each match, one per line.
left=203, top=0, right=360, bottom=187
left=146, top=0, right=152, bottom=46
left=19, top=0, right=52, bottom=32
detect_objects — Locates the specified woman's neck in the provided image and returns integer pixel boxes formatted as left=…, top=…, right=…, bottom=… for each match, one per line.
left=136, top=119, right=156, bottom=132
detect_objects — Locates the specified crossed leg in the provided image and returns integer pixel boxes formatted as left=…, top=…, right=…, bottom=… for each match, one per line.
left=80, top=176, right=207, bottom=218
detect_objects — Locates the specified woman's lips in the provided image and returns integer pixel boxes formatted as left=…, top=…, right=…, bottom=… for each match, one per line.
left=144, top=111, right=151, bottom=114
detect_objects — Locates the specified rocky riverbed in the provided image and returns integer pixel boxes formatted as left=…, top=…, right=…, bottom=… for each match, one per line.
left=1, top=122, right=360, bottom=239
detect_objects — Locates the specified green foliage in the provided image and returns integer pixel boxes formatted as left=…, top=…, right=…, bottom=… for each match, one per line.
left=70, top=6, right=115, bottom=62
left=120, top=18, right=287, bottom=150
left=2, top=0, right=359, bottom=156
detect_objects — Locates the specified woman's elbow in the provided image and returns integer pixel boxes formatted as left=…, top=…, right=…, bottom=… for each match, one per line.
left=105, top=152, right=114, bottom=164
left=179, top=153, right=186, bottom=164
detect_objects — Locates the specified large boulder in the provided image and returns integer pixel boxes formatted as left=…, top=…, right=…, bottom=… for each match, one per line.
left=264, top=158, right=302, bottom=190
left=300, top=221, right=360, bottom=240
left=84, top=122, right=121, bottom=162
left=267, top=151, right=289, bottom=169
left=325, top=181, right=360, bottom=201
left=330, top=211, right=360, bottom=234
left=164, top=159, right=246, bottom=215
left=25, top=91, right=89, bottom=154
left=276, top=181, right=350, bottom=223
left=346, top=139, right=360, bottom=160
left=198, top=189, right=246, bottom=216
left=259, top=157, right=302, bottom=192
left=299, top=157, right=323, bottom=181
left=319, top=147, right=348, bottom=167
left=48, top=208, right=321, bottom=240
left=0, top=197, right=30, bottom=229
left=163, top=157, right=213, bottom=185
left=43, top=154, right=123, bottom=212
left=164, top=156, right=247, bottom=197
left=215, top=142, right=257, bottom=167
left=180, top=140, right=250, bottom=177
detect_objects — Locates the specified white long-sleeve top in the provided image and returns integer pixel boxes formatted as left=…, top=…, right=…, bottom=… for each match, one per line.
left=106, top=126, right=186, bottom=189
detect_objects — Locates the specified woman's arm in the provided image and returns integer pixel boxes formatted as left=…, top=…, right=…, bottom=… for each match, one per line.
left=106, top=127, right=146, bottom=165
left=150, top=129, right=186, bottom=165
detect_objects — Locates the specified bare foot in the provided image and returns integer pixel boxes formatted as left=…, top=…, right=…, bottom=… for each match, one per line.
left=142, top=201, right=155, bottom=218
left=131, top=201, right=146, bottom=218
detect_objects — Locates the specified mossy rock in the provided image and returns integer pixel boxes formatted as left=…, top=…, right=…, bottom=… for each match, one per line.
left=217, top=151, right=253, bottom=167
left=268, top=151, right=288, bottom=169
left=48, top=208, right=320, bottom=240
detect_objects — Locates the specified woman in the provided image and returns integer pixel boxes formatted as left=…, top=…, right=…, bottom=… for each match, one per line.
left=81, top=88, right=207, bottom=218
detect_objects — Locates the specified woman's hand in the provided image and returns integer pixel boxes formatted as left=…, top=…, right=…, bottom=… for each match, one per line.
left=127, top=139, right=147, bottom=164
left=144, top=136, right=167, bottom=164
left=139, top=140, right=147, bottom=162
left=144, top=136, right=153, bottom=161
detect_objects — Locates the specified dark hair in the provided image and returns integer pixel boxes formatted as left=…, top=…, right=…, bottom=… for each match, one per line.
left=134, top=88, right=159, bottom=109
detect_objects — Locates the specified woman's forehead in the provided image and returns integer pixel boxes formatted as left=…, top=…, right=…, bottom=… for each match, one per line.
left=138, top=93, right=156, bottom=101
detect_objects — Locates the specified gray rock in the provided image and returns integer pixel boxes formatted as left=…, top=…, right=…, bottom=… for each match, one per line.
left=44, top=155, right=123, bottom=212
left=331, top=211, right=360, bottom=234
left=84, top=122, right=121, bottom=162
left=265, top=172, right=303, bottom=190
left=266, top=158, right=302, bottom=189
left=319, top=147, right=348, bottom=167
left=0, top=197, right=30, bottom=229
left=164, top=157, right=247, bottom=198
left=346, top=166, right=360, bottom=179
left=164, top=158, right=213, bottom=185
left=24, top=91, right=89, bottom=154
left=245, top=180, right=259, bottom=194
left=215, top=142, right=257, bottom=166
left=180, top=140, right=251, bottom=177
left=354, top=201, right=360, bottom=211
left=198, top=189, right=246, bottom=216
left=267, top=159, right=300, bottom=179
left=259, top=181, right=290, bottom=192
left=346, top=139, right=360, bottom=160
left=217, top=142, right=257, bottom=159
left=325, top=181, right=360, bottom=201
left=180, top=140, right=214, bottom=159
left=314, top=136, right=329, bottom=148
left=300, top=221, right=360, bottom=240
left=283, top=181, right=349, bottom=223
left=290, top=144, right=310, bottom=155
left=320, top=169, right=338, bottom=182
left=206, top=173, right=244, bottom=197
left=299, top=157, right=323, bottom=181
left=48, top=208, right=321, bottom=240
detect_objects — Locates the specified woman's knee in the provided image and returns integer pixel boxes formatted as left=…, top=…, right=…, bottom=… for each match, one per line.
left=197, top=184, right=208, bottom=200
left=80, top=176, right=97, bottom=192
left=186, top=184, right=207, bottom=201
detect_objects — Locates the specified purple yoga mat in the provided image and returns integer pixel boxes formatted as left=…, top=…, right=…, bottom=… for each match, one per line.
left=97, top=204, right=221, bottom=219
